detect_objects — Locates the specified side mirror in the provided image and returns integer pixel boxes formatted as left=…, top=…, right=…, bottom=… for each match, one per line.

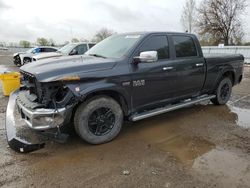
left=133, top=51, right=158, bottom=64
left=69, top=49, right=77, bottom=55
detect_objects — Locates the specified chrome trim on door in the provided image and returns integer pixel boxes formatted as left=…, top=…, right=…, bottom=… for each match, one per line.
left=163, top=67, right=173, bottom=71
left=196, top=63, right=204, bottom=67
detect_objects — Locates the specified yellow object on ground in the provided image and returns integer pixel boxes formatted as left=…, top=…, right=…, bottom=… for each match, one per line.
left=0, top=72, right=20, bottom=96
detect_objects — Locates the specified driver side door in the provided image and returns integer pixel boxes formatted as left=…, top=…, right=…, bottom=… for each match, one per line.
left=130, top=35, right=177, bottom=111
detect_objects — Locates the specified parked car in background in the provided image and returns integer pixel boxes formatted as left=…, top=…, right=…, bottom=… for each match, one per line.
left=32, top=42, right=96, bottom=62
left=0, top=47, right=8, bottom=51
left=13, top=46, right=57, bottom=66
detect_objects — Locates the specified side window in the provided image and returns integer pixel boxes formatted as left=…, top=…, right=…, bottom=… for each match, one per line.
left=51, top=48, right=57, bottom=52
left=75, top=44, right=87, bottom=55
left=139, top=35, right=169, bottom=60
left=88, top=43, right=95, bottom=49
left=40, top=48, right=46, bottom=52
left=45, top=48, right=57, bottom=52
left=173, top=36, right=197, bottom=58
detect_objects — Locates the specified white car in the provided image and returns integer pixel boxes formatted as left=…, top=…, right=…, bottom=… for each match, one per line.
left=32, top=42, right=95, bottom=62
left=0, top=47, right=8, bottom=51
left=13, top=46, right=58, bottom=66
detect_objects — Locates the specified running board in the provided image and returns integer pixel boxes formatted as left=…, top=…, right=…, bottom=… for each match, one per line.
left=131, top=95, right=216, bottom=121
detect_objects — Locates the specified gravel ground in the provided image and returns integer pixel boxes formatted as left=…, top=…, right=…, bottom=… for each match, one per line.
left=0, top=51, right=250, bottom=188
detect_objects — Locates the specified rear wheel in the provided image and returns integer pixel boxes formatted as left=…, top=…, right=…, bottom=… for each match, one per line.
left=211, top=77, right=232, bottom=105
left=74, top=96, right=123, bottom=144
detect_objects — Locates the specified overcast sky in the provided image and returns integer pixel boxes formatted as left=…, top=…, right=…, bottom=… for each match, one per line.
left=0, top=0, right=250, bottom=43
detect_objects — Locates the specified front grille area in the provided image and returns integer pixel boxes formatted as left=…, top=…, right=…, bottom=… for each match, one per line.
left=17, top=90, right=44, bottom=110
left=20, top=70, right=73, bottom=109
left=20, top=70, right=38, bottom=96
left=20, top=71, right=63, bottom=107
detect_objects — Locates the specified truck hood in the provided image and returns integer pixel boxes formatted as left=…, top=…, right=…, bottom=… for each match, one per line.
left=20, top=55, right=117, bottom=82
left=33, top=52, right=62, bottom=60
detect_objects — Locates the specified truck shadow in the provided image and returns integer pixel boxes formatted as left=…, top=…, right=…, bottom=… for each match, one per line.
left=51, top=103, right=241, bottom=166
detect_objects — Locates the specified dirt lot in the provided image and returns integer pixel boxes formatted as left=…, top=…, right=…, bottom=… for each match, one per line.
left=0, top=51, right=250, bottom=188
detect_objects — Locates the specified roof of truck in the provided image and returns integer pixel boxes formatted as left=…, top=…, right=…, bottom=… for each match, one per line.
left=117, top=31, right=196, bottom=37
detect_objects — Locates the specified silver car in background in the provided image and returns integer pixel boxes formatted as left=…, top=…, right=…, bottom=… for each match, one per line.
left=13, top=46, right=57, bottom=66
left=32, top=42, right=96, bottom=62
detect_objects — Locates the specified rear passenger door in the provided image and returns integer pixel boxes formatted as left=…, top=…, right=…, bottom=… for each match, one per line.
left=170, top=35, right=206, bottom=97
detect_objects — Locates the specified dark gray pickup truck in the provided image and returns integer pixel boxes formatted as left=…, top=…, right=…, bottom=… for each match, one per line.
left=6, top=32, right=244, bottom=153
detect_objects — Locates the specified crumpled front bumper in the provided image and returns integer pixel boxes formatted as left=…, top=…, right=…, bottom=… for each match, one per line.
left=5, top=90, right=45, bottom=153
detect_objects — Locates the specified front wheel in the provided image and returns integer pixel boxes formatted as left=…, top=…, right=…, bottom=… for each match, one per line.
left=23, top=58, right=31, bottom=65
left=74, top=96, right=123, bottom=144
left=211, top=77, right=232, bottom=105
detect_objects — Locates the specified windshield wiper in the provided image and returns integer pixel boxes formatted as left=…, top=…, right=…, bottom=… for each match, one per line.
left=88, top=54, right=107, bottom=58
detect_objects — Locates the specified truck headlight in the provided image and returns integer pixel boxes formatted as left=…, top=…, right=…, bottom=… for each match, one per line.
left=33, top=115, right=64, bottom=127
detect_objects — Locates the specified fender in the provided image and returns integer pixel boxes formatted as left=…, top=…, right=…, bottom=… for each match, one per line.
left=66, top=81, right=131, bottom=114
left=19, top=54, right=32, bottom=65
left=212, top=63, right=236, bottom=91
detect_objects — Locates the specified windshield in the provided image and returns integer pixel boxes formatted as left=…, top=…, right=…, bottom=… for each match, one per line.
left=85, top=34, right=141, bottom=58
left=58, top=44, right=76, bottom=55
left=26, top=48, right=36, bottom=53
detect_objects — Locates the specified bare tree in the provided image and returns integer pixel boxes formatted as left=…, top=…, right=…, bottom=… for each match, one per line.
left=181, top=0, right=197, bottom=33
left=93, top=28, right=115, bottom=42
left=36, top=38, right=50, bottom=46
left=71, top=38, right=79, bottom=43
left=80, top=38, right=89, bottom=42
left=49, top=39, right=56, bottom=46
left=197, top=0, right=247, bottom=45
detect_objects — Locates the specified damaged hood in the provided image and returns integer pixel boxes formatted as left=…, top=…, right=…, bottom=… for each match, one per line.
left=20, top=55, right=117, bottom=82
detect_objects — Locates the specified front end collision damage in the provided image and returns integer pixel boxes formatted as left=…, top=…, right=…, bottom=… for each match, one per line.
left=16, top=97, right=67, bottom=130
left=6, top=90, right=45, bottom=153
left=6, top=90, right=74, bottom=153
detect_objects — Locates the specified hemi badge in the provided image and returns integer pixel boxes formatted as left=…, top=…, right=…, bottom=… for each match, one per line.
left=122, top=81, right=131, bottom=86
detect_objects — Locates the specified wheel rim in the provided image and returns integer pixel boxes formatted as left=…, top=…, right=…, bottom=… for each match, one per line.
left=220, top=83, right=230, bottom=101
left=88, top=107, right=115, bottom=136
left=23, top=59, right=30, bottom=64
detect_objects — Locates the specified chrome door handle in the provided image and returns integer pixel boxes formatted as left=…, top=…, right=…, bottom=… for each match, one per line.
left=163, top=67, right=173, bottom=71
left=196, top=63, right=204, bottom=67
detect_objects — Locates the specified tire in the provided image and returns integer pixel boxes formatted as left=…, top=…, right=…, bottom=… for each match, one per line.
left=211, top=77, right=232, bottom=105
left=74, top=96, right=123, bottom=144
left=23, top=58, right=31, bottom=65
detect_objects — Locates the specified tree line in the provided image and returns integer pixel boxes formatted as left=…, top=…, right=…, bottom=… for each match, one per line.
left=19, top=28, right=114, bottom=48
left=181, top=0, right=248, bottom=46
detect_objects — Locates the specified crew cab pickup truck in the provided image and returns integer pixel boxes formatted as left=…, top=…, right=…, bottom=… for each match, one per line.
left=6, top=32, right=244, bottom=153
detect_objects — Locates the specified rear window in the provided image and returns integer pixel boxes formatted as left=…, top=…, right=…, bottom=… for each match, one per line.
left=173, top=36, right=197, bottom=58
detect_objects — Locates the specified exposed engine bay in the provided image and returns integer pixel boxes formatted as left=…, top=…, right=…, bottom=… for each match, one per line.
left=20, top=70, right=76, bottom=109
